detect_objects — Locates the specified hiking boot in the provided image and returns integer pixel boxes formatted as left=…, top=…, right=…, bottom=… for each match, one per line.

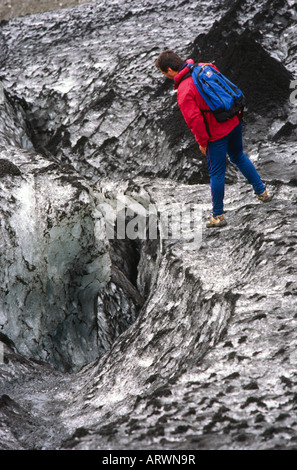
left=256, top=189, right=272, bottom=202
left=206, top=213, right=227, bottom=228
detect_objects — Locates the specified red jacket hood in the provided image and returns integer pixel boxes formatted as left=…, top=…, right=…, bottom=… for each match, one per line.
left=174, top=59, right=195, bottom=89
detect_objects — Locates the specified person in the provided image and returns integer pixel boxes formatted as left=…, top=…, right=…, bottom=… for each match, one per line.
left=155, top=50, right=272, bottom=228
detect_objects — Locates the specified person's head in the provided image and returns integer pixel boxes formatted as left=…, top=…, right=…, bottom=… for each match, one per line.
left=155, top=50, right=184, bottom=79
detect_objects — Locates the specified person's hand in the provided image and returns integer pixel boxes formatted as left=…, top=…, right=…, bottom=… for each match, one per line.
left=199, top=145, right=207, bottom=156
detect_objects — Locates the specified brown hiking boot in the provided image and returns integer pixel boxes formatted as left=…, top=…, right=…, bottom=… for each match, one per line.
left=206, top=213, right=227, bottom=228
left=256, top=189, right=272, bottom=202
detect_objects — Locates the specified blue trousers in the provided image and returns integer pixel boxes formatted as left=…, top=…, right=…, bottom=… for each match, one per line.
left=206, top=123, right=265, bottom=217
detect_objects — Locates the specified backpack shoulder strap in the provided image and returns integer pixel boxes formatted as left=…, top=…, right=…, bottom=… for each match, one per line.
left=178, top=70, right=192, bottom=84
left=178, top=63, right=212, bottom=138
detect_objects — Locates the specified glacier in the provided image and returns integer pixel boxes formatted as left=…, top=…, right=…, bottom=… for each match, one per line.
left=0, top=0, right=297, bottom=450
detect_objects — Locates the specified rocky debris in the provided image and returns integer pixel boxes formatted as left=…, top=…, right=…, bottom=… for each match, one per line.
left=0, top=159, right=21, bottom=177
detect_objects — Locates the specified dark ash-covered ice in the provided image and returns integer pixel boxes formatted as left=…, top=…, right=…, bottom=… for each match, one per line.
left=0, top=0, right=297, bottom=450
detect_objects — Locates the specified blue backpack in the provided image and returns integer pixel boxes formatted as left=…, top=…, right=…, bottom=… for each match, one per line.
left=185, top=62, right=245, bottom=124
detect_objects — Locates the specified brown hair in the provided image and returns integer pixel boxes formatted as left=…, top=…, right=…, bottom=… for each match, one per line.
left=155, top=50, right=184, bottom=72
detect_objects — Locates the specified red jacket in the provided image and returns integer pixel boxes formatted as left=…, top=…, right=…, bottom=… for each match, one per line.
left=174, top=59, right=240, bottom=148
